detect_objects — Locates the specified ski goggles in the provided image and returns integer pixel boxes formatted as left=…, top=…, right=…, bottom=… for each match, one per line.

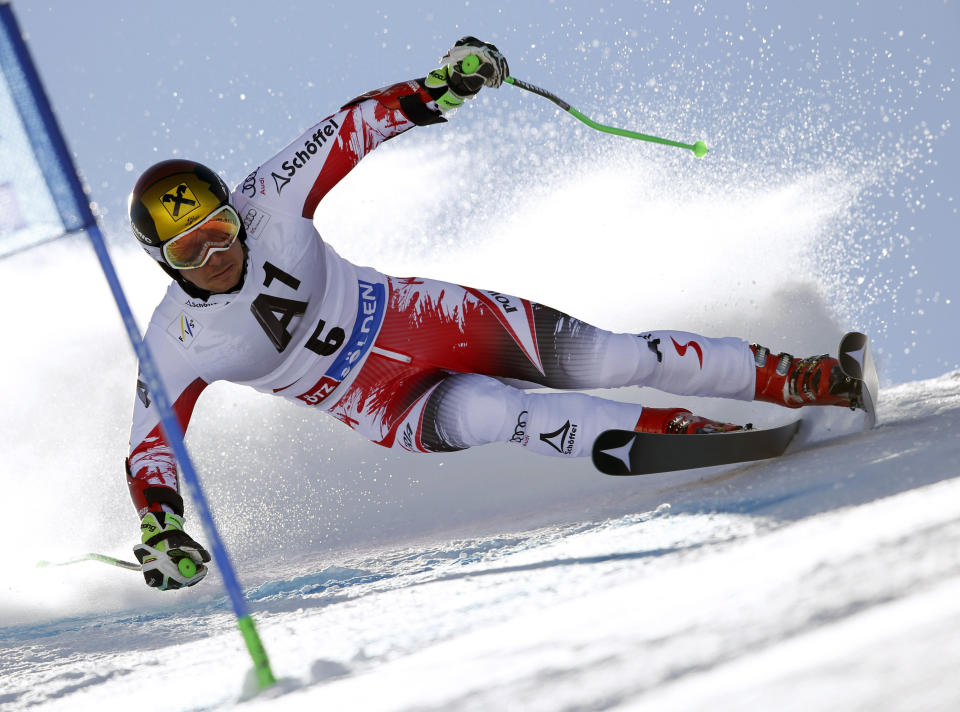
left=162, top=203, right=241, bottom=269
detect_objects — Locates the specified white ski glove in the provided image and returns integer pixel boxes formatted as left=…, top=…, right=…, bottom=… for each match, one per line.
left=443, top=36, right=510, bottom=90
left=133, top=511, right=211, bottom=591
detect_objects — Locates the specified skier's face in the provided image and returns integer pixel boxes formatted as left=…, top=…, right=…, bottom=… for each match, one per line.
left=178, top=239, right=244, bottom=292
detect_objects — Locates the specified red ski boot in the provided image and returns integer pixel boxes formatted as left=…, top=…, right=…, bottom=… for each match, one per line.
left=751, top=345, right=859, bottom=409
left=634, top=407, right=746, bottom=435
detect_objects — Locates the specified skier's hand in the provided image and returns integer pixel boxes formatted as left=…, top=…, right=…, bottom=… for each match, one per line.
left=132, top=512, right=211, bottom=591
left=443, top=36, right=510, bottom=92
left=426, top=37, right=509, bottom=112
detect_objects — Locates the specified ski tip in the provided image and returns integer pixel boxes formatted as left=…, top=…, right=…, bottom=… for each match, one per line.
left=838, top=331, right=879, bottom=429
left=591, top=429, right=637, bottom=476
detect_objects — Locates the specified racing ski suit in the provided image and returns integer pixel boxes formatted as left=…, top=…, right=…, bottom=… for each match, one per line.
left=127, top=77, right=755, bottom=517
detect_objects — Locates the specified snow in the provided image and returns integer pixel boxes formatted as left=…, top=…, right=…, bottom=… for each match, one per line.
left=3, top=371, right=960, bottom=710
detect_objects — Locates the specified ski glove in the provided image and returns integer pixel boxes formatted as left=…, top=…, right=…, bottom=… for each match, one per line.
left=133, top=511, right=211, bottom=591
left=427, top=36, right=509, bottom=111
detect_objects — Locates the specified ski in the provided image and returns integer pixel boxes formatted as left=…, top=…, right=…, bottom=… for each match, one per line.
left=837, top=331, right=879, bottom=429
left=592, top=420, right=801, bottom=476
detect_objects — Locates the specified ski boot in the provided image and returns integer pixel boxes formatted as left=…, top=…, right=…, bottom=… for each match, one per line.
left=634, top=407, right=746, bottom=435
left=751, top=345, right=860, bottom=409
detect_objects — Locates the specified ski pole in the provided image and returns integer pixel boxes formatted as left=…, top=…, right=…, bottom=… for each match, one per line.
left=36, top=553, right=200, bottom=578
left=459, top=55, right=708, bottom=157
left=504, top=75, right=708, bottom=157
left=37, top=553, right=141, bottom=571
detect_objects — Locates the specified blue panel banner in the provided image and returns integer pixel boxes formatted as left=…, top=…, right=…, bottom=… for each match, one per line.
left=0, top=0, right=92, bottom=256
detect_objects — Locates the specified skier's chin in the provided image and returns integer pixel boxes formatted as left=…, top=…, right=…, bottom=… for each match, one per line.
left=203, top=262, right=241, bottom=292
left=180, top=243, right=244, bottom=292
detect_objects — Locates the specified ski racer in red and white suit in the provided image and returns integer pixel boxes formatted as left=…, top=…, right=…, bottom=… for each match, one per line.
left=126, top=38, right=858, bottom=589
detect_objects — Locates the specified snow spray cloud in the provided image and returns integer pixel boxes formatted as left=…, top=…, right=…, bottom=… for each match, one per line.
left=609, top=4, right=955, bottom=373
left=322, top=5, right=952, bottom=375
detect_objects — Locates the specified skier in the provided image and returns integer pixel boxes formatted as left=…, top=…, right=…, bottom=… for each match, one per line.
left=126, top=37, right=862, bottom=590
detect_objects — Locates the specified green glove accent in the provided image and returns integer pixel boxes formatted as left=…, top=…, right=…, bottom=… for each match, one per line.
left=139, top=510, right=185, bottom=546
left=425, top=66, right=465, bottom=112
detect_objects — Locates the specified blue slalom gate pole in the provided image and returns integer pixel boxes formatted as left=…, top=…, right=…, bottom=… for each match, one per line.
left=0, top=0, right=275, bottom=689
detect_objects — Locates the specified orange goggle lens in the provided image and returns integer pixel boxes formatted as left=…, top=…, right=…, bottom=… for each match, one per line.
left=162, top=204, right=241, bottom=269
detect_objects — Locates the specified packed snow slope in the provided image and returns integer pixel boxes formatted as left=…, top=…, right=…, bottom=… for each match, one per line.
left=2, top=371, right=960, bottom=711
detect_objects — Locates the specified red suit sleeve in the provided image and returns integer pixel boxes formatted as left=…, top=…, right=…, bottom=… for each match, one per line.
left=251, top=79, right=445, bottom=219
left=127, top=327, right=209, bottom=518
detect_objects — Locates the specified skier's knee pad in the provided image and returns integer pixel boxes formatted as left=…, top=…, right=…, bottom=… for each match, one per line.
left=633, top=330, right=755, bottom=399
left=426, top=374, right=519, bottom=449
left=510, top=390, right=643, bottom=458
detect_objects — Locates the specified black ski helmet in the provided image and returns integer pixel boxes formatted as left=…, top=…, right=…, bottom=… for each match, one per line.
left=128, top=159, right=247, bottom=297
left=128, top=159, right=232, bottom=267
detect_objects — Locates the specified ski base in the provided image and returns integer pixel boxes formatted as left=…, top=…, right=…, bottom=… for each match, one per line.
left=592, top=420, right=801, bottom=476
left=838, top=331, right=879, bottom=429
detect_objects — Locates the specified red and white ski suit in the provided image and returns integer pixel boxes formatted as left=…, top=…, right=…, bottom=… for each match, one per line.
left=127, top=79, right=756, bottom=517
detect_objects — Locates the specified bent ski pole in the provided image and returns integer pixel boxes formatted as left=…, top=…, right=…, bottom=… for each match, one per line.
left=37, top=553, right=201, bottom=578
left=502, top=74, right=708, bottom=158
left=37, top=553, right=141, bottom=571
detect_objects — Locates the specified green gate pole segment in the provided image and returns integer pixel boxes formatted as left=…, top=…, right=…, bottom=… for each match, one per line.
left=239, top=616, right=276, bottom=688
left=503, top=75, right=709, bottom=158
